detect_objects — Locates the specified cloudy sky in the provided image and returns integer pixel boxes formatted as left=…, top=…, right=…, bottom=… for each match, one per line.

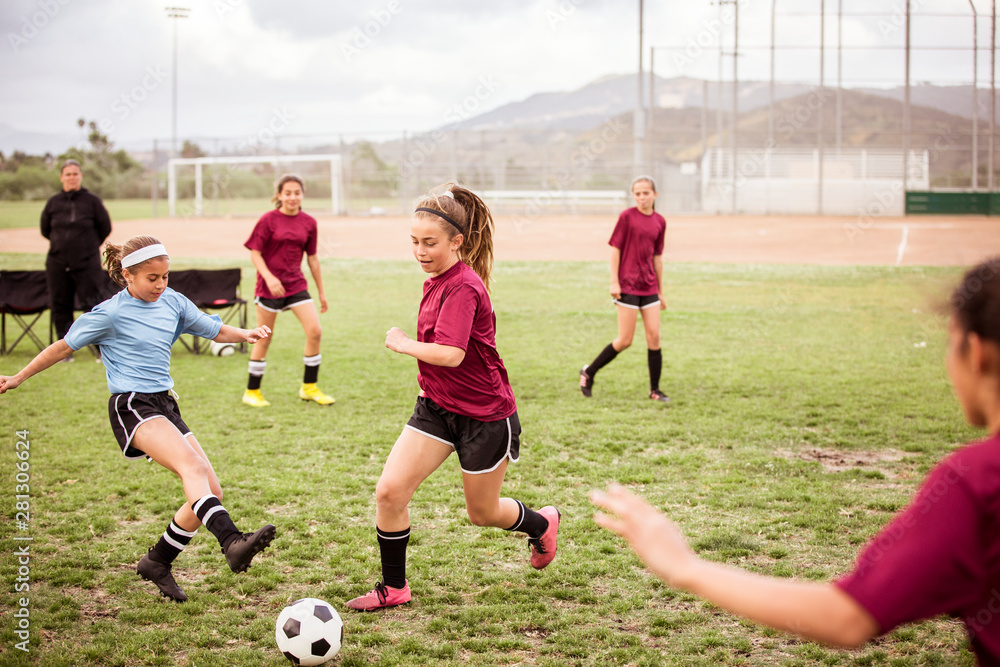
left=0, top=0, right=989, bottom=153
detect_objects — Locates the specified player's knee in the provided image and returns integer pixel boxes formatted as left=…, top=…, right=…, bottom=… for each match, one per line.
left=178, top=453, right=211, bottom=481
left=375, top=479, right=408, bottom=513
left=614, top=338, right=632, bottom=351
left=465, top=505, right=497, bottom=527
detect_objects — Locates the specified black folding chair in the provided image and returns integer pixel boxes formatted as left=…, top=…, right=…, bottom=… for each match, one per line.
left=168, top=268, right=248, bottom=354
left=0, top=270, right=52, bottom=356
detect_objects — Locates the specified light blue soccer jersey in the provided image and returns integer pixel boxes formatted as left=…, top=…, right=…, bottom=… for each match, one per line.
left=64, top=287, right=222, bottom=394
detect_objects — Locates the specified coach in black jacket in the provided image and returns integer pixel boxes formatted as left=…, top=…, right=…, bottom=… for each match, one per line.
left=40, top=159, right=112, bottom=345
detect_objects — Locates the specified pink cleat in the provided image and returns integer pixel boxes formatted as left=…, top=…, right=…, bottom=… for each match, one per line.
left=529, top=506, right=561, bottom=569
left=345, top=580, right=411, bottom=612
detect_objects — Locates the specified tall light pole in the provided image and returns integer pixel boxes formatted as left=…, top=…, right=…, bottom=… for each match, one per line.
left=635, top=0, right=644, bottom=176
left=166, top=6, right=190, bottom=159
left=970, top=0, right=979, bottom=190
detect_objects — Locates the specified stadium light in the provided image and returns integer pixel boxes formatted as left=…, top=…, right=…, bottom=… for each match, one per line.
left=166, top=6, right=190, bottom=159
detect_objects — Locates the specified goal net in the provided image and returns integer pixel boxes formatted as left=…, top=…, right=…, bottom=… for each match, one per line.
left=167, top=154, right=344, bottom=218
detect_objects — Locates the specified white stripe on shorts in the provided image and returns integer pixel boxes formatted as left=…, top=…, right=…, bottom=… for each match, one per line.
left=404, top=424, right=455, bottom=449
left=462, top=416, right=518, bottom=475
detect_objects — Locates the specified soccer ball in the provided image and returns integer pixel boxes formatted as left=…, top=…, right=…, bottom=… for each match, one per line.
left=275, top=598, right=343, bottom=665
left=208, top=340, right=236, bottom=357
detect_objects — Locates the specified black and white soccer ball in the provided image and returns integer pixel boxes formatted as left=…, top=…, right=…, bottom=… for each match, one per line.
left=275, top=598, right=343, bottom=665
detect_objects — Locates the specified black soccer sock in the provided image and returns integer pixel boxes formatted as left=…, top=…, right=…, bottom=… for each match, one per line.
left=247, top=359, right=266, bottom=391
left=303, top=354, right=321, bottom=384
left=192, top=494, right=241, bottom=550
left=377, top=526, right=410, bottom=589
left=648, top=348, right=663, bottom=392
left=150, top=520, right=196, bottom=564
left=504, top=500, right=549, bottom=539
left=588, top=343, right=619, bottom=377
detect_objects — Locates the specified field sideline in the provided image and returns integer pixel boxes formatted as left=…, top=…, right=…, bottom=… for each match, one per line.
left=0, top=206, right=993, bottom=665
left=1, top=211, right=999, bottom=266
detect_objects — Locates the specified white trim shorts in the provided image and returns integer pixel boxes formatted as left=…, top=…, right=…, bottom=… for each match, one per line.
left=108, top=391, right=191, bottom=460
left=254, top=289, right=313, bottom=313
left=405, top=396, right=521, bottom=475
left=614, top=293, right=660, bottom=309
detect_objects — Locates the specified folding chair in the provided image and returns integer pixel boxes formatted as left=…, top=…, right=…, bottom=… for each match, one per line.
left=168, top=268, right=248, bottom=354
left=0, top=270, right=52, bottom=356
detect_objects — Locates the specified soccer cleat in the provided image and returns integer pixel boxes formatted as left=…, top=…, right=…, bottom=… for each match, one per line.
left=223, top=524, right=276, bottom=573
left=242, top=388, right=270, bottom=407
left=529, top=506, right=561, bottom=569
left=345, top=580, right=411, bottom=612
left=137, top=550, right=187, bottom=602
left=579, top=366, right=594, bottom=397
left=649, top=390, right=670, bottom=403
left=299, top=383, right=335, bottom=405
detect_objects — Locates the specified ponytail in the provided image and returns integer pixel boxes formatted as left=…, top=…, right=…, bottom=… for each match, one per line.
left=414, top=183, right=496, bottom=291
left=103, top=235, right=164, bottom=287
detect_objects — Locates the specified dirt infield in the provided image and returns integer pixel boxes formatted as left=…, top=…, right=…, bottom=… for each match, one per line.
left=2, top=213, right=998, bottom=266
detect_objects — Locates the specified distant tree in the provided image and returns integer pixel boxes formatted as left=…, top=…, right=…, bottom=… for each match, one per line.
left=181, top=140, right=206, bottom=159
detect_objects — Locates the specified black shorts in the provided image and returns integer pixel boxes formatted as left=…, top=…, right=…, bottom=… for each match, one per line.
left=614, top=293, right=660, bottom=309
left=108, top=391, right=191, bottom=460
left=405, top=396, right=521, bottom=474
left=255, top=289, right=312, bottom=313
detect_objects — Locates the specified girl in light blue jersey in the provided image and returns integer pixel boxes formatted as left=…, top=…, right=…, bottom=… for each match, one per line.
left=0, top=235, right=276, bottom=602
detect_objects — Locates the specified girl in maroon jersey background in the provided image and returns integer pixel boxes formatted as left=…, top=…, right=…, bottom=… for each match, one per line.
left=242, top=174, right=334, bottom=408
left=592, top=257, right=1000, bottom=664
left=580, top=176, right=669, bottom=402
left=346, top=184, right=560, bottom=612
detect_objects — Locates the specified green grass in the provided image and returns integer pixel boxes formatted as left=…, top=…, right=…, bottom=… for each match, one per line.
left=0, top=257, right=980, bottom=666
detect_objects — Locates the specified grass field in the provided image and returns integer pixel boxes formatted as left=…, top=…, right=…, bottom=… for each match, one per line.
left=0, top=253, right=980, bottom=666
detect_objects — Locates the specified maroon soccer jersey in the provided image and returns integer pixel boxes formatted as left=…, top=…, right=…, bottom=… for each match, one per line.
left=244, top=209, right=318, bottom=298
left=608, top=207, right=666, bottom=296
left=835, top=433, right=1000, bottom=664
left=415, top=261, right=516, bottom=422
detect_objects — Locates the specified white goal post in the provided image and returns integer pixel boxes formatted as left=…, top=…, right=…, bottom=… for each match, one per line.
left=166, top=154, right=344, bottom=217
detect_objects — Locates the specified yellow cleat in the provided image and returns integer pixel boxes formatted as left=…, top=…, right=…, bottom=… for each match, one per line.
left=242, top=389, right=270, bottom=407
left=299, top=383, right=335, bottom=405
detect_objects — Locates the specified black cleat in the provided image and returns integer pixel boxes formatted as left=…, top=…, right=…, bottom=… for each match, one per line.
left=579, top=366, right=594, bottom=397
left=223, top=524, right=276, bottom=573
left=649, top=390, right=670, bottom=402
left=137, top=551, right=187, bottom=602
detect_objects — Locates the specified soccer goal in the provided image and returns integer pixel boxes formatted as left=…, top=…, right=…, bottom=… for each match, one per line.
left=167, top=154, right=344, bottom=217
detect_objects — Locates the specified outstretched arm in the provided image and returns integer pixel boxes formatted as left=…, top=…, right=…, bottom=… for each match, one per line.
left=214, top=324, right=271, bottom=345
left=0, top=340, right=75, bottom=394
left=385, top=327, right=465, bottom=367
left=590, top=484, right=879, bottom=648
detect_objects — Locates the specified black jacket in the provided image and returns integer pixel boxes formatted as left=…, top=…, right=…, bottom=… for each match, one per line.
left=40, top=187, right=112, bottom=268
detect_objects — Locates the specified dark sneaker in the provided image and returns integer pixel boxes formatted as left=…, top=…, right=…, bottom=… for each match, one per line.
left=649, top=390, right=670, bottom=402
left=529, top=506, right=561, bottom=569
left=579, top=366, right=593, bottom=397
left=223, top=524, right=276, bottom=573
left=137, top=550, right=187, bottom=602
left=345, top=580, right=411, bottom=611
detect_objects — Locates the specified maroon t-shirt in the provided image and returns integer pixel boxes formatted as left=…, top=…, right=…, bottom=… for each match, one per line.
left=415, top=261, right=516, bottom=422
left=244, top=209, right=318, bottom=298
left=835, top=434, right=1000, bottom=665
left=608, top=207, right=666, bottom=296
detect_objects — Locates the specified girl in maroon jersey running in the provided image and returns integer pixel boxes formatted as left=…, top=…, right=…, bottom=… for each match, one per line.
left=592, top=257, right=1000, bottom=663
left=580, top=176, right=669, bottom=402
left=242, top=174, right=334, bottom=407
left=346, top=184, right=560, bottom=612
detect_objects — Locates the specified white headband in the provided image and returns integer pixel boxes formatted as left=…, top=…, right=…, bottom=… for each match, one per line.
left=121, top=244, right=168, bottom=268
